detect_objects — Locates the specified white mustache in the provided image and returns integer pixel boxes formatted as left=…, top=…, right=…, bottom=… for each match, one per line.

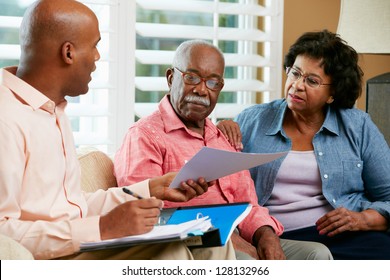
left=184, top=95, right=210, bottom=106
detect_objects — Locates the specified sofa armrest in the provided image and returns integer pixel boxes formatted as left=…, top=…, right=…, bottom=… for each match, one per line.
left=0, top=234, right=34, bottom=260
left=78, top=150, right=117, bottom=192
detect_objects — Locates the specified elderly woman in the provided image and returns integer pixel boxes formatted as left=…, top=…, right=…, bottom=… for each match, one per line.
left=218, top=30, right=390, bottom=259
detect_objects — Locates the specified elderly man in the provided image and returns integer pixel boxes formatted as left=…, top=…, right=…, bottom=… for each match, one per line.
left=114, top=40, right=332, bottom=260
left=0, top=0, right=234, bottom=260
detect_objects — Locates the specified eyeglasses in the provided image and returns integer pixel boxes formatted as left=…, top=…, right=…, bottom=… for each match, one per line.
left=174, top=67, right=224, bottom=91
left=286, top=67, right=332, bottom=88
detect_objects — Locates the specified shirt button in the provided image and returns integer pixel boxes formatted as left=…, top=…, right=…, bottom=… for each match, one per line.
left=323, top=174, right=328, bottom=179
left=332, top=198, right=336, bottom=204
left=357, top=163, right=361, bottom=168
left=318, top=152, right=323, bottom=156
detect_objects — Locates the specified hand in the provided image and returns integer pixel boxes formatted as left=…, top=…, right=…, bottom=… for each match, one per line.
left=231, top=230, right=259, bottom=260
left=99, top=198, right=162, bottom=240
left=216, top=120, right=243, bottom=150
left=253, top=226, right=286, bottom=260
left=316, top=208, right=388, bottom=237
left=149, top=172, right=215, bottom=202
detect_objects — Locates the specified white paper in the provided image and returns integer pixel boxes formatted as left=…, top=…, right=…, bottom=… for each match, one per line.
left=169, top=147, right=288, bottom=188
left=80, top=216, right=212, bottom=251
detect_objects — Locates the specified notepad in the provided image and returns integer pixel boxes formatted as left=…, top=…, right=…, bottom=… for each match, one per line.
left=79, top=216, right=212, bottom=252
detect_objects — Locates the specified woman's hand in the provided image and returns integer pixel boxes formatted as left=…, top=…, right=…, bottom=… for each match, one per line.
left=216, top=120, right=243, bottom=150
left=316, top=208, right=388, bottom=237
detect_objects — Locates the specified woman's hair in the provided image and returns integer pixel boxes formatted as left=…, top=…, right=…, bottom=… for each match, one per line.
left=284, top=29, right=363, bottom=109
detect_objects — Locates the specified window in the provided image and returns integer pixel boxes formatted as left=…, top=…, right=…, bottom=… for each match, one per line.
left=0, top=0, right=284, bottom=155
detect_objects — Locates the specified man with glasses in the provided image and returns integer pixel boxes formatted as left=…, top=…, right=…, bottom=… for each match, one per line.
left=114, top=39, right=332, bottom=260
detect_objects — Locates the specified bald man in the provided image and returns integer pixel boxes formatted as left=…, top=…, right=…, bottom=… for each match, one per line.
left=0, top=0, right=235, bottom=260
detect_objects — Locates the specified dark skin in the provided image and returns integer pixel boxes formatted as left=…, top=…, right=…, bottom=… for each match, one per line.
left=166, top=43, right=286, bottom=259
left=19, top=0, right=215, bottom=241
left=16, top=0, right=101, bottom=104
left=166, top=45, right=224, bottom=136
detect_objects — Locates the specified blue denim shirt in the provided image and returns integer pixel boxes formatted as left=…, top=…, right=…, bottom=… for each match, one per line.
left=236, top=99, right=390, bottom=220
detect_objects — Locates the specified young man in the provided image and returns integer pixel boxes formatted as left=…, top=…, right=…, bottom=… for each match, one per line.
left=0, top=0, right=234, bottom=260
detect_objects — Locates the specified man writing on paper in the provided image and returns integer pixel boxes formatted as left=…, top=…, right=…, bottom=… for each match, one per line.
left=114, top=40, right=332, bottom=260
left=0, top=0, right=234, bottom=260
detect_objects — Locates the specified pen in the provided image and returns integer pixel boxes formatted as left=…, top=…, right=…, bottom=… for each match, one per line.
left=123, top=187, right=163, bottom=225
left=122, top=187, right=145, bottom=199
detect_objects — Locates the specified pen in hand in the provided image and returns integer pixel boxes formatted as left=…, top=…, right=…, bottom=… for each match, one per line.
left=122, top=187, right=163, bottom=225
left=122, top=187, right=145, bottom=200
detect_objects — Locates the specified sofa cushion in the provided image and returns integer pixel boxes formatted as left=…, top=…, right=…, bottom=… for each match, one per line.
left=78, top=150, right=117, bottom=192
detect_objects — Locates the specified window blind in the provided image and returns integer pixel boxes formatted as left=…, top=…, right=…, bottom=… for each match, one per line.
left=134, top=0, right=284, bottom=123
left=0, top=0, right=284, bottom=155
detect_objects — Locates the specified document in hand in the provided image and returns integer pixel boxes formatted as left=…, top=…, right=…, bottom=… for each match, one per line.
left=163, top=202, right=252, bottom=247
left=79, top=216, right=212, bottom=252
left=169, top=147, right=288, bottom=188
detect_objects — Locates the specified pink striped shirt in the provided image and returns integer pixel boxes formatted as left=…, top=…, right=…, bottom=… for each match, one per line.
left=114, top=95, right=283, bottom=242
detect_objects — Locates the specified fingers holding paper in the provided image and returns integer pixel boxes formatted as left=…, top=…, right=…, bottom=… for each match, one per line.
left=176, top=177, right=216, bottom=201
left=99, top=198, right=162, bottom=240
left=149, top=172, right=215, bottom=202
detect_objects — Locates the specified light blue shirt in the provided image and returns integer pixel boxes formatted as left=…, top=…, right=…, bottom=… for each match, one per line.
left=236, top=99, right=390, bottom=220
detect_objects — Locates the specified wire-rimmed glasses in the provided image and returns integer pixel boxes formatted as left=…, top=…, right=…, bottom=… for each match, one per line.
left=286, top=67, right=332, bottom=88
left=174, top=67, right=224, bottom=91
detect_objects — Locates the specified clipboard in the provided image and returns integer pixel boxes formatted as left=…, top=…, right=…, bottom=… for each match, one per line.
left=79, top=216, right=212, bottom=252
left=79, top=202, right=251, bottom=252
left=161, top=202, right=252, bottom=248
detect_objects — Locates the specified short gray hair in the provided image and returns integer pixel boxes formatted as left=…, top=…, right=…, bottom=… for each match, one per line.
left=172, top=39, right=225, bottom=70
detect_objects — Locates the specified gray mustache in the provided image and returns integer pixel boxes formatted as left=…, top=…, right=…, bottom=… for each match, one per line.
left=184, top=95, right=210, bottom=106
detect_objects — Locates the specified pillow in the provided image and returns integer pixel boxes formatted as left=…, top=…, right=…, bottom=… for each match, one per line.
left=78, top=150, right=117, bottom=192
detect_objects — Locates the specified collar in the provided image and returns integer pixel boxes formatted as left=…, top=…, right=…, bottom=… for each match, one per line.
left=0, top=67, right=59, bottom=114
left=266, top=100, right=288, bottom=136
left=321, top=105, right=339, bottom=136
left=266, top=99, right=339, bottom=137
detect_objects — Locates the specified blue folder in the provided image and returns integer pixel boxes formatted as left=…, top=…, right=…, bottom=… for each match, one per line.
left=162, top=202, right=252, bottom=247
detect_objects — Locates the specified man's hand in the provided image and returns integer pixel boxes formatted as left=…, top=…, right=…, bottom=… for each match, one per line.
left=149, top=172, right=216, bottom=202
left=253, top=226, right=286, bottom=260
left=99, top=198, right=163, bottom=240
left=316, top=208, right=388, bottom=237
left=231, top=230, right=259, bottom=259
left=216, top=120, right=243, bottom=150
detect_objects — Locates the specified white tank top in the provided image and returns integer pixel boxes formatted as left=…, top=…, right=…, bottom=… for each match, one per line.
left=265, top=150, right=333, bottom=232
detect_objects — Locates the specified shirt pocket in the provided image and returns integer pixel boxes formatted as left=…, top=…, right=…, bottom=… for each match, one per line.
left=342, top=160, right=364, bottom=193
